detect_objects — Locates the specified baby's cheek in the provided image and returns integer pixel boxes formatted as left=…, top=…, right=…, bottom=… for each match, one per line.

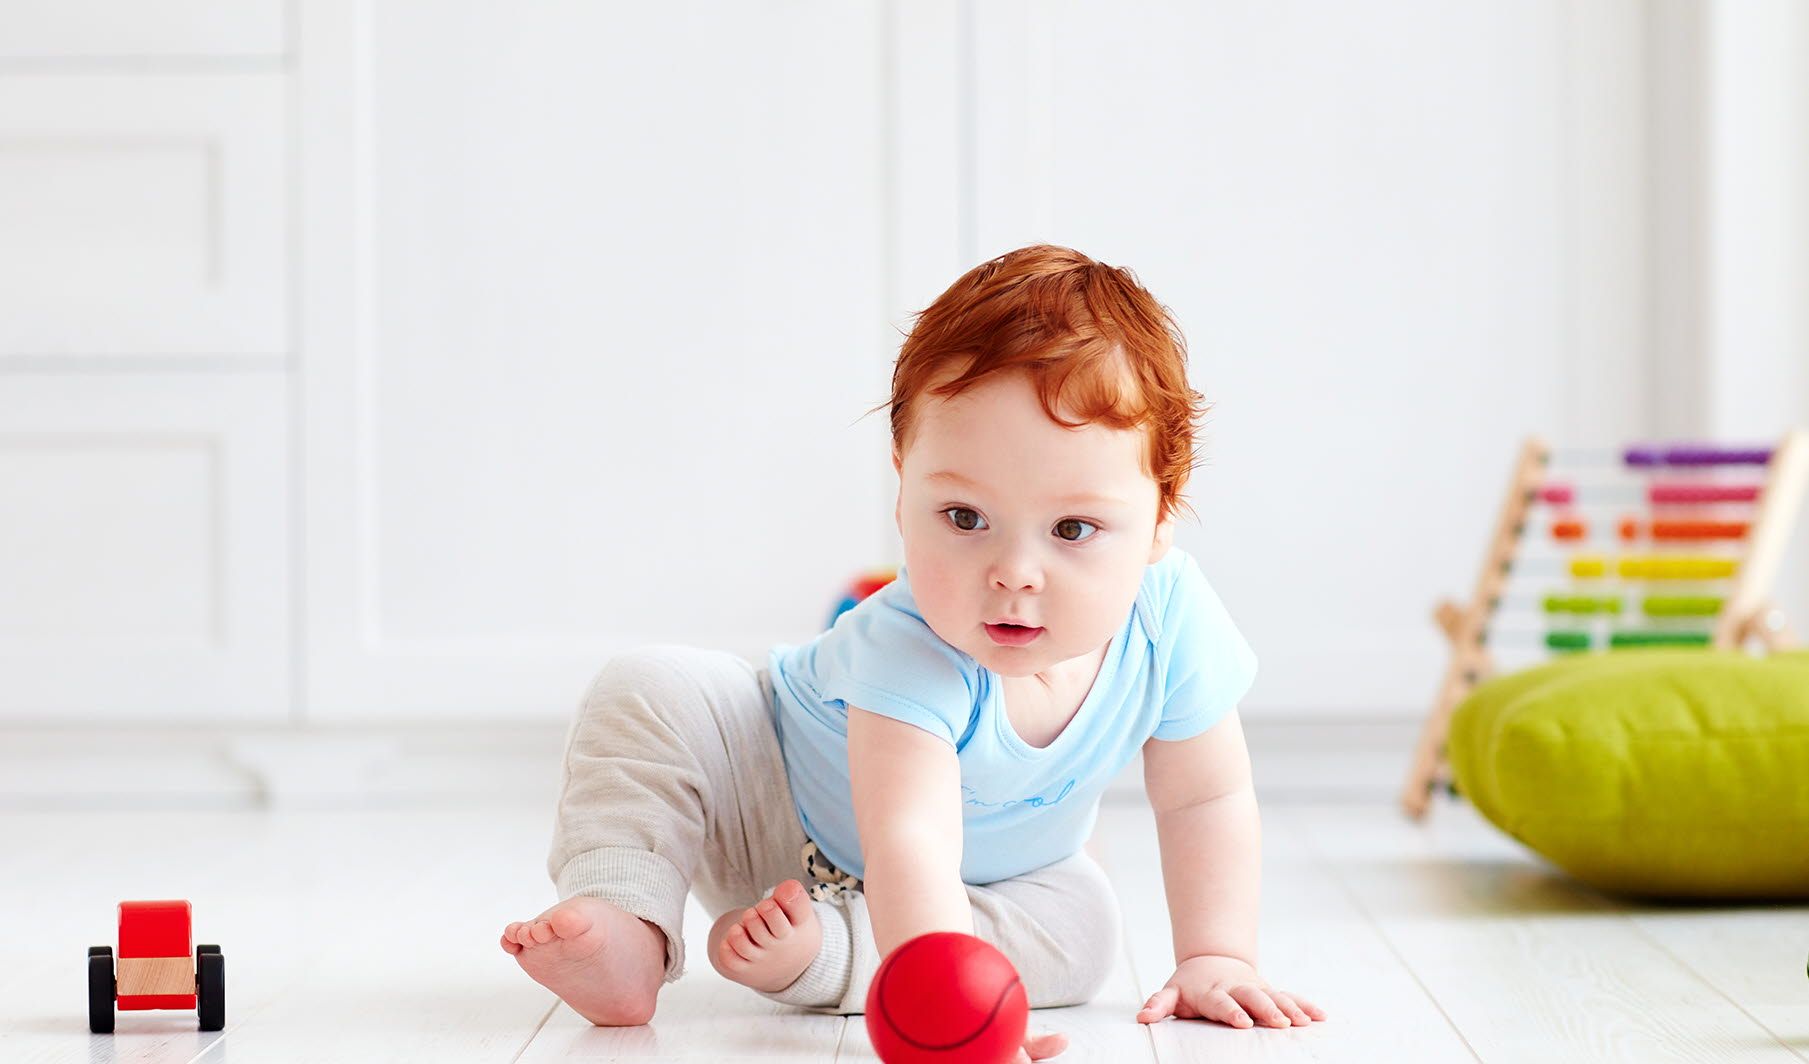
left=1069, top=585, right=1130, bottom=632
left=916, top=582, right=964, bottom=627
left=914, top=578, right=971, bottom=634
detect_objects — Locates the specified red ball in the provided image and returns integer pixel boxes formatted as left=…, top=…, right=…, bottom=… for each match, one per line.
left=865, top=932, right=1028, bottom=1064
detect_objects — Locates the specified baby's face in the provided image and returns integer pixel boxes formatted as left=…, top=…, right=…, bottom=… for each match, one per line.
left=893, top=371, right=1173, bottom=679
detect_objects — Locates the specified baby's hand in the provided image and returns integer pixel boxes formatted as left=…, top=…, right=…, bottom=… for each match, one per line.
left=1135, top=955, right=1324, bottom=1029
left=1016, top=1028, right=1068, bottom=1061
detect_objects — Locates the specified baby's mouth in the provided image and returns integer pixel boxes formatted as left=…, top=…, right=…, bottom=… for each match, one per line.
left=984, top=623, right=1044, bottom=647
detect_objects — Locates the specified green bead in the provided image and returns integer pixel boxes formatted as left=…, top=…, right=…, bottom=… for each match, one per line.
left=1546, top=631, right=1591, bottom=651
left=1642, top=596, right=1723, bottom=617
left=1608, top=631, right=1712, bottom=648
left=1542, top=595, right=1624, bottom=615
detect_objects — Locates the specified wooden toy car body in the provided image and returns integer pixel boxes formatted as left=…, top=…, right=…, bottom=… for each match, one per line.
left=88, top=900, right=224, bottom=1033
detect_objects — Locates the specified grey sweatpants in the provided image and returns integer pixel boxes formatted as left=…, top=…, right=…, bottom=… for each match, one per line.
left=547, top=643, right=1122, bottom=1015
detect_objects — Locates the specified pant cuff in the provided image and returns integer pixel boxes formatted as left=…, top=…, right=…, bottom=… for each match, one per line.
left=555, top=846, right=690, bottom=983
left=758, top=894, right=855, bottom=1009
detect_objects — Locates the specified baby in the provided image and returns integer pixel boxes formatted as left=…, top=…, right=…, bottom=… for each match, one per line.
left=500, top=245, right=1322, bottom=1057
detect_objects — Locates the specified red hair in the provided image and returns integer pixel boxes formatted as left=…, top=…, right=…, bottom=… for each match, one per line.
left=874, top=244, right=1209, bottom=525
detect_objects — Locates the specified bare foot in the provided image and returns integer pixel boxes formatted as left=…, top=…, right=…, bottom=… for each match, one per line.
left=707, top=879, right=822, bottom=993
left=501, top=896, right=667, bottom=1026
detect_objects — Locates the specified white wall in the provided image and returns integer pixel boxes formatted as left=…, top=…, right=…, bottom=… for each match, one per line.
left=949, top=0, right=1651, bottom=711
left=296, top=0, right=897, bottom=719
left=1, top=0, right=1803, bottom=725
left=1702, top=0, right=1809, bottom=631
left=1647, top=0, right=1809, bottom=642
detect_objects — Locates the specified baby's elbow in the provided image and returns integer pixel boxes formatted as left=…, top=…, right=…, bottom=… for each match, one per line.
left=861, top=825, right=962, bottom=881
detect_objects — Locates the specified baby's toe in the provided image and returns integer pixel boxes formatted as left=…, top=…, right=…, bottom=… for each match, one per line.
left=772, top=880, right=813, bottom=923
left=545, top=904, right=593, bottom=941
left=741, top=908, right=777, bottom=947
left=725, top=923, right=757, bottom=962
left=499, top=932, right=523, bottom=955
left=752, top=899, right=791, bottom=940
left=528, top=919, right=557, bottom=945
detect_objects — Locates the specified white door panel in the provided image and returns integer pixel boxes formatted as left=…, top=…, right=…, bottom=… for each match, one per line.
left=0, top=371, right=290, bottom=721
left=0, top=74, right=287, bottom=357
left=299, top=0, right=893, bottom=719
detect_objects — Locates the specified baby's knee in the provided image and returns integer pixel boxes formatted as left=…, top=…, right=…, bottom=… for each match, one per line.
left=585, top=644, right=697, bottom=699
left=1051, top=919, right=1120, bottom=1005
left=573, top=645, right=709, bottom=729
left=1023, top=856, right=1123, bottom=1007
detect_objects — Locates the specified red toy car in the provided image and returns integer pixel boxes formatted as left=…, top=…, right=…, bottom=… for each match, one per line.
left=88, top=899, right=224, bottom=1033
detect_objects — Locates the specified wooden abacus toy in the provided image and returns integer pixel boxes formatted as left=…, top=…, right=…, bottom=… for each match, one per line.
left=1401, top=430, right=1809, bottom=818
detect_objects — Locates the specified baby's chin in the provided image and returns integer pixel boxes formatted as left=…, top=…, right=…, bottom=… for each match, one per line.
left=923, top=616, right=1064, bottom=674
left=933, top=631, right=1041, bottom=674
left=966, top=639, right=1060, bottom=677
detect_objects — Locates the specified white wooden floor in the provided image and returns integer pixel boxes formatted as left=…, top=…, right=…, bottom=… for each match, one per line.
left=5, top=796, right=1808, bottom=1063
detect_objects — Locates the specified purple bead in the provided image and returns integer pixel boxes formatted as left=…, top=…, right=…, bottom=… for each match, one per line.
left=1622, top=443, right=1772, bottom=467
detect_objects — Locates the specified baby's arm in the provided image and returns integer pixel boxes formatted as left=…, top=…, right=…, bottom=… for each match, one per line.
left=1143, top=709, right=1260, bottom=965
left=847, top=705, right=971, bottom=955
left=849, top=707, right=1076, bottom=1062
left=1135, top=710, right=1323, bottom=1028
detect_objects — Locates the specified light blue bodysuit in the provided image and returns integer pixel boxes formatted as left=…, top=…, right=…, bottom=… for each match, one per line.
left=766, top=547, right=1257, bottom=885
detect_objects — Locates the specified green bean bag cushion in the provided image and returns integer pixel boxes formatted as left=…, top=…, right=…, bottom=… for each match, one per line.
left=1447, top=648, right=1809, bottom=899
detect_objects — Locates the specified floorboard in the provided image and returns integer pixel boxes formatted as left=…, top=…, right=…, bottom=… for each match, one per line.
left=1094, top=801, right=1476, bottom=1062
left=5, top=797, right=1806, bottom=1062
left=1289, top=801, right=1806, bottom=1064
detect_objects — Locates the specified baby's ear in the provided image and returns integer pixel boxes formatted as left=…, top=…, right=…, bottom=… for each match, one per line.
left=1148, top=514, right=1174, bottom=564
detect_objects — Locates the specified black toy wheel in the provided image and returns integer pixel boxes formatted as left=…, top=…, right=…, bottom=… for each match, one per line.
left=196, top=947, right=224, bottom=1032
left=88, top=946, right=114, bottom=1034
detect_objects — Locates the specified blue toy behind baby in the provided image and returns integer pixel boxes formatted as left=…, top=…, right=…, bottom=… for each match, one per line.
left=826, top=568, right=898, bottom=630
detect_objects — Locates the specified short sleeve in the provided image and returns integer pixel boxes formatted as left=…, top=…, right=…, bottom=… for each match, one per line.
left=1152, top=551, right=1258, bottom=741
left=813, top=574, right=979, bottom=746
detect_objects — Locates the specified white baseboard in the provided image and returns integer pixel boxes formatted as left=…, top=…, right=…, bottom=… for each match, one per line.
left=0, top=715, right=1421, bottom=809
left=1105, top=716, right=1420, bottom=803
left=0, top=725, right=568, bottom=809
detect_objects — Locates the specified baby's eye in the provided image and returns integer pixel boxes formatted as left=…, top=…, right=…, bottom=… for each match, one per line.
left=1054, top=518, right=1098, bottom=543
left=942, top=507, right=986, bottom=532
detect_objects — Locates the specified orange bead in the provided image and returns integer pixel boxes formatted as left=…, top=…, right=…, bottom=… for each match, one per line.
left=1650, top=520, right=1749, bottom=541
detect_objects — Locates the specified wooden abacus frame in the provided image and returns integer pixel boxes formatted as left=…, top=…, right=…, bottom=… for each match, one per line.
left=1400, top=429, right=1809, bottom=818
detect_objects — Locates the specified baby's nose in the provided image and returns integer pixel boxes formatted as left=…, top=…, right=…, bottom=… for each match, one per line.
left=989, top=561, right=1043, bottom=592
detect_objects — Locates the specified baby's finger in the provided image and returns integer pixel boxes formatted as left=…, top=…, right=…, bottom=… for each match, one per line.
left=1024, top=1030, right=1068, bottom=1059
left=1228, top=985, right=1290, bottom=1028
left=1202, top=988, right=1253, bottom=1029
left=1270, top=990, right=1313, bottom=1026
left=1297, top=996, right=1327, bottom=1021
left=1136, top=986, right=1179, bottom=1023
